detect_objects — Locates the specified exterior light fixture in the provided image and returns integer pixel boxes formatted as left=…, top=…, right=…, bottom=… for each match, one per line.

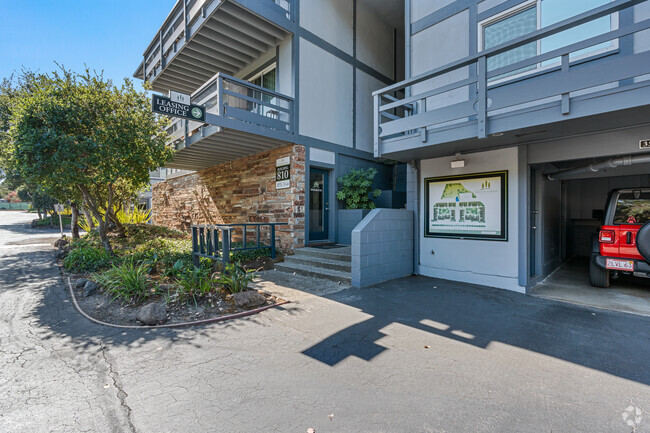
left=451, top=153, right=465, bottom=168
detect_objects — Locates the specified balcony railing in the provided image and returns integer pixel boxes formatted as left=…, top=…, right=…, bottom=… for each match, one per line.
left=373, top=0, right=650, bottom=158
left=139, top=0, right=293, bottom=91
left=166, top=72, right=294, bottom=147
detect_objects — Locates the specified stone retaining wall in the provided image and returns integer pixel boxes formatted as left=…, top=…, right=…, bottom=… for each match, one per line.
left=152, top=144, right=305, bottom=253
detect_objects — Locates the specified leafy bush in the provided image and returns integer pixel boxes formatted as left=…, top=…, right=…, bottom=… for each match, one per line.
left=336, top=168, right=381, bottom=209
left=231, top=247, right=270, bottom=263
left=176, top=265, right=213, bottom=304
left=93, top=263, right=154, bottom=304
left=114, top=207, right=151, bottom=224
left=64, top=247, right=111, bottom=272
left=215, top=262, right=257, bottom=294
left=78, top=214, right=97, bottom=232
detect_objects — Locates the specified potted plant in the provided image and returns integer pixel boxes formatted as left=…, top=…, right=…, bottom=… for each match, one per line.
left=336, top=168, right=381, bottom=245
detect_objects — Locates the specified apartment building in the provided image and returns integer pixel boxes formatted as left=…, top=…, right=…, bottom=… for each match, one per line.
left=375, top=0, right=650, bottom=292
left=135, top=0, right=406, bottom=253
left=139, top=0, right=650, bottom=293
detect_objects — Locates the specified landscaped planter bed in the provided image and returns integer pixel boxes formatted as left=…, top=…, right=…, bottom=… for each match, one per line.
left=65, top=273, right=283, bottom=327
left=55, top=223, right=286, bottom=327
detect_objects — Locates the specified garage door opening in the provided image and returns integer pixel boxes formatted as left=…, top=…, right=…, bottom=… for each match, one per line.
left=528, top=157, right=650, bottom=316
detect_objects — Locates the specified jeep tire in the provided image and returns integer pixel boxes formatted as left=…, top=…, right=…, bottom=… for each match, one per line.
left=589, top=235, right=610, bottom=288
left=589, top=256, right=610, bottom=288
left=636, top=222, right=650, bottom=263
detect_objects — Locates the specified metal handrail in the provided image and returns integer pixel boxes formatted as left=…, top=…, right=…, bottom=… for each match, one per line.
left=191, top=223, right=287, bottom=267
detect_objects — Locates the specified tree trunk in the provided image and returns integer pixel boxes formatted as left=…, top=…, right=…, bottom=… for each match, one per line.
left=78, top=185, right=112, bottom=255
left=81, top=207, right=95, bottom=229
left=70, top=203, right=80, bottom=239
left=107, top=207, right=127, bottom=237
left=37, top=208, right=42, bottom=220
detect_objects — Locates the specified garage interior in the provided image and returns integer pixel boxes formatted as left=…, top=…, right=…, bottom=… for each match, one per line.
left=528, top=156, right=650, bottom=316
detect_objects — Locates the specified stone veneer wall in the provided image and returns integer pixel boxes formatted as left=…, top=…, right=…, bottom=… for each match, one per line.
left=152, top=144, right=305, bottom=253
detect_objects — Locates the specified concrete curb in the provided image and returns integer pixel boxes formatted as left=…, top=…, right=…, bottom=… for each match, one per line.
left=65, top=276, right=290, bottom=330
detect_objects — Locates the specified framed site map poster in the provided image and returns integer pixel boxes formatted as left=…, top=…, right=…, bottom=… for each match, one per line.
left=424, top=171, right=508, bottom=241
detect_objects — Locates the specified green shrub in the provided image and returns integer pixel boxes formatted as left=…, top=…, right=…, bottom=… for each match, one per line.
left=114, top=207, right=151, bottom=224
left=215, top=262, right=257, bottom=294
left=231, top=247, right=270, bottom=263
left=336, top=168, right=381, bottom=209
left=176, top=265, right=213, bottom=304
left=93, top=263, right=154, bottom=304
left=64, top=247, right=111, bottom=272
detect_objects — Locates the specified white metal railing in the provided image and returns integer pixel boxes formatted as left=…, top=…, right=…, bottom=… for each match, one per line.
left=165, top=72, right=294, bottom=146
left=373, top=0, right=650, bottom=157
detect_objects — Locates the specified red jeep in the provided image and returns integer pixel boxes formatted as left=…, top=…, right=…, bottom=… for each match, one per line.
left=590, top=188, right=650, bottom=287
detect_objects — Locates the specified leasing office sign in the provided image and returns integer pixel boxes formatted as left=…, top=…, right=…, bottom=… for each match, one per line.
left=151, top=94, right=206, bottom=122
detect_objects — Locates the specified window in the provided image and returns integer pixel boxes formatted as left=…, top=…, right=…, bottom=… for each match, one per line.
left=614, top=192, right=650, bottom=225
left=250, top=66, right=276, bottom=92
left=247, top=65, right=277, bottom=117
left=479, top=0, right=616, bottom=80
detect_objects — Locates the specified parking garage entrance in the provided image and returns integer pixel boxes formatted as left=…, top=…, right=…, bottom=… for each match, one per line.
left=528, top=156, right=650, bottom=316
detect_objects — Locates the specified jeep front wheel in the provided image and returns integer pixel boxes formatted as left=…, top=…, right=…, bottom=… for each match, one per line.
left=589, top=256, right=610, bottom=288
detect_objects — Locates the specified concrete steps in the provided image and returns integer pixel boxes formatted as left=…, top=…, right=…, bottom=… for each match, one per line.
left=275, top=246, right=351, bottom=284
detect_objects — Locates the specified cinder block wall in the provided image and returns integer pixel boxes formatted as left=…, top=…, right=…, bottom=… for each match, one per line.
left=351, top=208, right=414, bottom=287
left=152, top=144, right=306, bottom=253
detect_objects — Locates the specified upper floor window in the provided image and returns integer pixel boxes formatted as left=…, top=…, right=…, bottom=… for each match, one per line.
left=479, top=0, right=616, bottom=81
left=249, top=65, right=276, bottom=92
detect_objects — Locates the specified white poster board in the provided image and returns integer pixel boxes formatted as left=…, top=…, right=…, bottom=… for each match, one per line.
left=424, top=171, right=507, bottom=240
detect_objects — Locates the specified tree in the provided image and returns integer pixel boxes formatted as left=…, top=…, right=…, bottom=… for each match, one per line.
left=10, top=68, right=172, bottom=253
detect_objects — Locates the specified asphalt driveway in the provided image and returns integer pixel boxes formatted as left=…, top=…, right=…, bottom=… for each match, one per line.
left=0, top=210, right=648, bottom=432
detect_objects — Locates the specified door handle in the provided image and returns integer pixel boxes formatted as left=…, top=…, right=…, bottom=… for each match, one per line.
left=627, top=231, right=632, bottom=244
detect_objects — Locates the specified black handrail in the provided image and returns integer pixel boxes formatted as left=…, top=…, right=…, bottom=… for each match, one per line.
left=191, top=223, right=287, bottom=267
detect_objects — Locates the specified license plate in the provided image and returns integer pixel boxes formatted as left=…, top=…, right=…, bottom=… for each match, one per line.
left=605, top=259, right=634, bottom=271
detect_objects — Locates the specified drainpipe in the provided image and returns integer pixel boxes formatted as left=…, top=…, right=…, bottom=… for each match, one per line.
left=546, top=154, right=650, bottom=180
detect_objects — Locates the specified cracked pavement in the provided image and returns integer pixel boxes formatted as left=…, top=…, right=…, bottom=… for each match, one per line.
left=0, top=211, right=649, bottom=432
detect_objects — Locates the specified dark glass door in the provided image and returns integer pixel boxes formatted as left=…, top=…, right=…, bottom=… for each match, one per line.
left=309, top=169, right=329, bottom=241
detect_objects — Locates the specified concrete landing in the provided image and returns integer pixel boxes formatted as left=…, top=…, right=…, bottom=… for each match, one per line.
left=531, top=257, right=650, bottom=317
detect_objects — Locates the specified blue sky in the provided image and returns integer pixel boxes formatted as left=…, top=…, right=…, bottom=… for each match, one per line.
left=0, top=0, right=177, bottom=91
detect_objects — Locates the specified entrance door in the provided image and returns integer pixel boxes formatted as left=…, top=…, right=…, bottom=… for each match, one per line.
left=309, top=169, right=329, bottom=241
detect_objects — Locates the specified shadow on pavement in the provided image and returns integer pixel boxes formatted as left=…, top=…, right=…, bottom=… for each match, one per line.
left=302, top=275, right=650, bottom=386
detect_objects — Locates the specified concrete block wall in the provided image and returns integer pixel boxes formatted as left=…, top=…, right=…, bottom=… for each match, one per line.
left=351, top=209, right=414, bottom=288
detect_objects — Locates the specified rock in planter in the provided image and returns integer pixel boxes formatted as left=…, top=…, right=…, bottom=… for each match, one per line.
left=233, top=290, right=267, bottom=309
left=83, top=281, right=99, bottom=297
left=75, top=278, right=88, bottom=288
left=138, top=303, right=168, bottom=326
left=54, top=238, right=68, bottom=248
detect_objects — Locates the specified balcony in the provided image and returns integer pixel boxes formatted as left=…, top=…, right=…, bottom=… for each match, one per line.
left=135, top=0, right=293, bottom=94
left=164, top=73, right=294, bottom=170
left=373, top=0, right=650, bottom=161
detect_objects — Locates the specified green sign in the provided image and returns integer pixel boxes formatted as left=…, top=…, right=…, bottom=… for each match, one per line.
left=151, top=94, right=206, bottom=122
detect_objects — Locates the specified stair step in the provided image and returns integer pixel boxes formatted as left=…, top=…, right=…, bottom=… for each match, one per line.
left=293, top=246, right=351, bottom=262
left=284, top=255, right=351, bottom=272
left=274, top=262, right=351, bottom=284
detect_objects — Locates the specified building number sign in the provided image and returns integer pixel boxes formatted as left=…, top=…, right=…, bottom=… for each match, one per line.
left=275, top=157, right=291, bottom=190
